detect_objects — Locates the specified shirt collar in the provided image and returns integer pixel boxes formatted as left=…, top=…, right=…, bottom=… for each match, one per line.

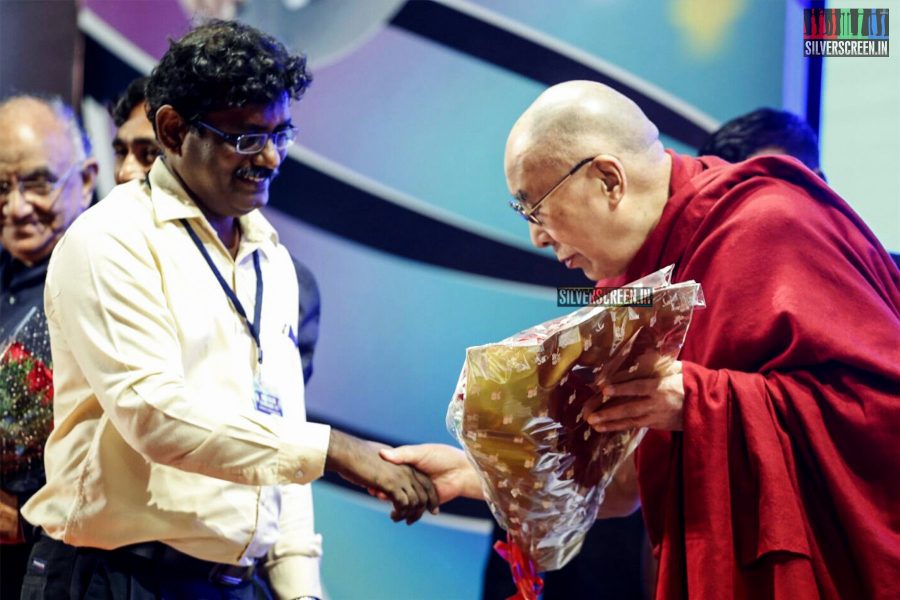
left=147, top=159, right=279, bottom=253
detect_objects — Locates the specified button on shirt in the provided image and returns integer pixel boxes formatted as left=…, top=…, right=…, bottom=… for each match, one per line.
left=22, top=160, right=330, bottom=599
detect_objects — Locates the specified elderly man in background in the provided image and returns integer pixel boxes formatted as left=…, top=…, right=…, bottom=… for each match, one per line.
left=0, top=95, right=97, bottom=600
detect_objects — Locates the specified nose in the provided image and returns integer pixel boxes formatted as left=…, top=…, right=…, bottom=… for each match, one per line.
left=116, top=152, right=148, bottom=185
left=254, top=138, right=282, bottom=169
left=529, top=222, right=552, bottom=249
left=2, top=185, right=33, bottom=220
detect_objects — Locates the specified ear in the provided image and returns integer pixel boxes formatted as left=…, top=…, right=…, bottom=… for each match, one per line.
left=77, top=158, right=99, bottom=210
left=590, top=154, right=626, bottom=204
left=155, top=105, right=189, bottom=155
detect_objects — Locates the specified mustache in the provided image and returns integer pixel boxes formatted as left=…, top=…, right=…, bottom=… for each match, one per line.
left=235, top=166, right=279, bottom=181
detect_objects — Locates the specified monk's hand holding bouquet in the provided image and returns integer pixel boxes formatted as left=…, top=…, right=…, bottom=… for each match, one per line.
left=446, top=266, right=704, bottom=599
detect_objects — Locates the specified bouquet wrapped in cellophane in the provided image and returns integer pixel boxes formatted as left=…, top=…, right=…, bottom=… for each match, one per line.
left=447, top=266, right=704, bottom=598
left=1, top=307, right=54, bottom=494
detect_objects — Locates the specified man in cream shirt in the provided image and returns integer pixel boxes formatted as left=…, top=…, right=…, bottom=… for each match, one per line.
left=22, top=20, right=436, bottom=600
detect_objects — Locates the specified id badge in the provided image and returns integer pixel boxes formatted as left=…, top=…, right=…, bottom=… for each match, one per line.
left=253, top=378, right=283, bottom=417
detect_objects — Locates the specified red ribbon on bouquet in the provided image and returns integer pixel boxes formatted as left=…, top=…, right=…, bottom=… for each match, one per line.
left=494, top=536, right=543, bottom=600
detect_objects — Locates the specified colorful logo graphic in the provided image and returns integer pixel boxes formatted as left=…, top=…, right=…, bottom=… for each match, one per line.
left=804, top=8, right=889, bottom=56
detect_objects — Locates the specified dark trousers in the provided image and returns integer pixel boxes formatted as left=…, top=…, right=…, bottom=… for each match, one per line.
left=2, top=541, right=33, bottom=599
left=20, top=535, right=273, bottom=600
left=2, top=514, right=40, bottom=600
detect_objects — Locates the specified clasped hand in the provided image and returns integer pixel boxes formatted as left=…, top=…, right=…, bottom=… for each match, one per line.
left=581, top=360, right=686, bottom=432
left=325, top=431, right=439, bottom=524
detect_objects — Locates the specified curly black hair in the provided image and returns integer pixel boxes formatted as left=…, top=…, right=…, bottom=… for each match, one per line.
left=145, top=20, right=311, bottom=128
left=109, top=77, right=150, bottom=127
left=698, top=108, right=820, bottom=171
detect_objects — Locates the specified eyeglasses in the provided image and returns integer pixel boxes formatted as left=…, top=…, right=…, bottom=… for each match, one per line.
left=192, top=120, right=298, bottom=155
left=0, top=161, right=81, bottom=207
left=508, top=156, right=595, bottom=225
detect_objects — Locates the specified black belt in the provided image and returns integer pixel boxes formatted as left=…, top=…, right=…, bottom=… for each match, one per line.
left=119, top=541, right=259, bottom=587
left=37, top=532, right=259, bottom=588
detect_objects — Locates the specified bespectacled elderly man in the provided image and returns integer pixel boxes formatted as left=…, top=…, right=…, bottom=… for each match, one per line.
left=379, top=80, right=900, bottom=600
left=0, top=95, right=97, bottom=600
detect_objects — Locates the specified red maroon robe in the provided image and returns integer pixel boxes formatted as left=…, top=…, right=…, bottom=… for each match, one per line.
left=602, top=152, right=900, bottom=599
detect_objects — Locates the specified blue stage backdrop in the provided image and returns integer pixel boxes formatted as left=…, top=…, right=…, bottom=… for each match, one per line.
left=78, top=1, right=793, bottom=598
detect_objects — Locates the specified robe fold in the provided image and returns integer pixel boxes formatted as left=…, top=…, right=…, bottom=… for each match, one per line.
left=605, top=152, right=900, bottom=599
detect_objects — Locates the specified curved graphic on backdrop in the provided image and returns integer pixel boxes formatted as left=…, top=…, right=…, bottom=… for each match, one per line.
left=175, top=0, right=720, bottom=146
left=272, top=147, right=592, bottom=287
left=390, top=0, right=719, bottom=147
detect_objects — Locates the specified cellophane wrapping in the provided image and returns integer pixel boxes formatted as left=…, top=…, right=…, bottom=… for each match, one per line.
left=447, top=266, right=704, bottom=574
left=1, top=307, right=54, bottom=494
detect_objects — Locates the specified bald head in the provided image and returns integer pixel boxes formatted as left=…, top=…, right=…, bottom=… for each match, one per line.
left=503, top=82, right=673, bottom=282
left=0, top=96, right=91, bottom=163
left=0, top=95, right=96, bottom=265
left=507, top=81, right=663, bottom=173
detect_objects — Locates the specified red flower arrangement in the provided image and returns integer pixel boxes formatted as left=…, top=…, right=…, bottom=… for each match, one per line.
left=1, top=314, right=55, bottom=491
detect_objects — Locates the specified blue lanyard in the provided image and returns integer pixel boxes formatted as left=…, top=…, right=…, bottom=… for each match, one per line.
left=180, top=218, right=264, bottom=364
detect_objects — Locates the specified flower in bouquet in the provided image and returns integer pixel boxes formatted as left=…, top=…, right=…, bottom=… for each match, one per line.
left=1, top=328, right=55, bottom=491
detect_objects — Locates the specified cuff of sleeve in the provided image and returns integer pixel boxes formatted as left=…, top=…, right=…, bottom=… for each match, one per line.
left=278, top=422, right=330, bottom=484
left=680, top=360, right=730, bottom=447
left=265, top=554, right=323, bottom=600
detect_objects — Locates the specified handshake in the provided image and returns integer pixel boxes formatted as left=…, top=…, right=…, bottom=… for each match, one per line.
left=325, top=430, right=480, bottom=525
left=324, top=358, right=682, bottom=524
left=326, top=361, right=686, bottom=524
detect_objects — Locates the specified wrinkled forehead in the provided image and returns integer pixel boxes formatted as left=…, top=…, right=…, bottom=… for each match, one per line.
left=505, top=148, right=569, bottom=198
left=0, top=117, right=73, bottom=174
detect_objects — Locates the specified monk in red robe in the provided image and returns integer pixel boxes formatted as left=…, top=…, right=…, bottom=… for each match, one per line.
left=381, top=81, right=900, bottom=599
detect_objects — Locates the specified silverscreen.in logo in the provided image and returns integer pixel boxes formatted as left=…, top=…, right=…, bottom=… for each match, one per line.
left=804, top=8, right=889, bottom=56
left=557, top=287, right=653, bottom=307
